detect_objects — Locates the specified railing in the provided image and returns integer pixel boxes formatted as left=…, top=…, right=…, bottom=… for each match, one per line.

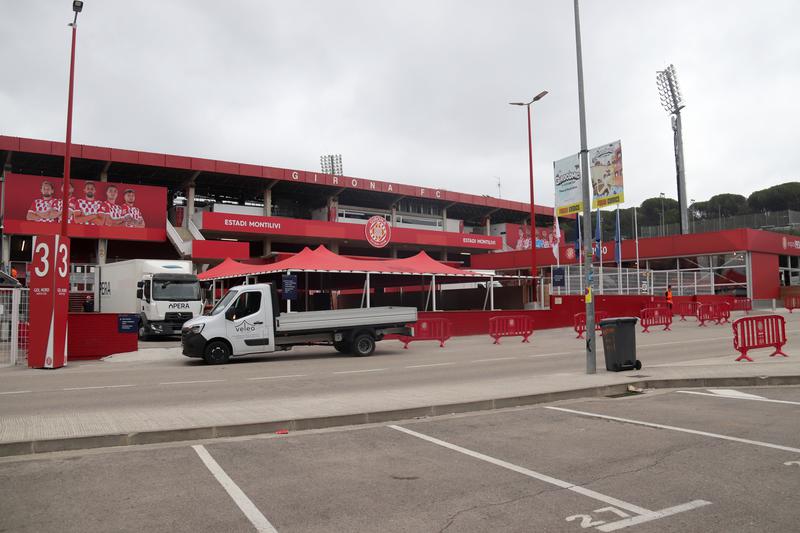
left=166, top=219, right=192, bottom=257
left=640, top=210, right=800, bottom=238
left=0, top=288, right=29, bottom=367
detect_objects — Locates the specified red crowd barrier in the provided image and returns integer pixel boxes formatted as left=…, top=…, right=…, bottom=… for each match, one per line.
left=397, top=318, right=452, bottom=349
left=489, top=315, right=534, bottom=344
left=785, top=295, right=800, bottom=313
left=677, top=301, right=700, bottom=321
left=732, top=315, right=788, bottom=362
left=697, top=304, right=720, bottom=327
left=716, top=302, right=732, bottom=324
left=573, top=311, right=608, bottom=339
left=640, top=307, right=673, bottom=333
left=731, top=298, right=752, bottom=314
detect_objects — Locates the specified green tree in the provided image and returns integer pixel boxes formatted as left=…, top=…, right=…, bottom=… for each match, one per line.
left=747, top=182, right=800, bottom=212
left=692, top=193, right=747, bottom=219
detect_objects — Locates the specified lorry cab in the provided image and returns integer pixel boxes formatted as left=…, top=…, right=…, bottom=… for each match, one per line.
left=137, top=272, right=203, bottom=337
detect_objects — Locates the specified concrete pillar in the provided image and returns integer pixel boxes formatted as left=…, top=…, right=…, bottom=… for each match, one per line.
left=485, top=217, right=491, bottom=236
left=262, top=239, right=272, bottom=257
left=97, top=239, right=108, bottom=265
left=327, top=196, right=337, bottom=222
left=442, top=207, right=447, bottom=232
left=440, top=249, right=447, bottom=261
left=1, top=235, right=10, bottom=273
left=391, top=206, right=397, bottom=225
left=263, top=188, right=272, bottom=217
left=329, top=242, right=339, bottom=254
left=185, top=185, right=195, bottom=228
left=390, top=247, right=398, bottom=259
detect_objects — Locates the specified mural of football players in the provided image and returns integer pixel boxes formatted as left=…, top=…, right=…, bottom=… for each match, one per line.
left=75, top=182, right=104, bottom=225
left=26, top=180, right=58, bottom=222
left=99, top=184, right=126, bottom=226
left=121, top=189, right=145, bottom=228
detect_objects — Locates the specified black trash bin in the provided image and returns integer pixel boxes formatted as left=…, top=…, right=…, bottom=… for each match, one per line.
left=599, top=317, right=641, bottom=372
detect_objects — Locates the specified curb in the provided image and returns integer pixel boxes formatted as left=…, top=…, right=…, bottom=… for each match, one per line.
left=2, top=374, right=799, bottom=458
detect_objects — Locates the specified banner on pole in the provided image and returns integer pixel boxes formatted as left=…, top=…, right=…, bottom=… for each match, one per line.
left=553, top=154, right=583, bottom=217
left=590, top=140, right=624, bottom=208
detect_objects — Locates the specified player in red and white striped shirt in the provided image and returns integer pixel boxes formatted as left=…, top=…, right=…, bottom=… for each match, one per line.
left=99, top=185, right=126, bottom=226
left=26, top=181, right=58, bottom=222
left=74, top=182, right=104, bottom=225
left=121, top=188, right=145, bottom=228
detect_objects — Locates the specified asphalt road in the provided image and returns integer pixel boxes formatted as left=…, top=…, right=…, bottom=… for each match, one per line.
left=1, top=385, right=798, bottom=532
left=1, top=315, right=797, bottom=420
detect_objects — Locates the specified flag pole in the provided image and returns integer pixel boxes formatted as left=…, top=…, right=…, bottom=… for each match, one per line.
left=616, top=205, right=622, bottom=294
left=634, top=205, right=641, bottom=291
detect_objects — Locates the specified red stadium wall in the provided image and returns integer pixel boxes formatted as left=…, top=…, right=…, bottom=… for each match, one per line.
left=67, top=313, right=138, bottom=360
left=750, top=252, right=779, bottom=299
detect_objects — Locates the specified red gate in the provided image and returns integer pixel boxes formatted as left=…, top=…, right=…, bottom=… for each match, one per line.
left=640, top=307, right=673, bottom=333
left=676, top=301, right=700, bottom=321
left=697, top=304, right=720, bottom=327
left=785, top=295, right=800, bottom=313
left=397, top=318, right=452, bottom=349
left=489, top=315, right=534, bottom=344
left=732, top=315, right=788, bottom=362
left=573, top=311, right=608, bottom=339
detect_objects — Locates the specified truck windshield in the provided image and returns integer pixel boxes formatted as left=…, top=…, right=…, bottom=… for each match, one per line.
left=208, top=290, right=238, bottom=316
left=152, top=280, right=200, bottom=301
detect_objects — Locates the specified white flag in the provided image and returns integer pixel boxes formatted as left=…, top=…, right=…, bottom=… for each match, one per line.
left=552, top=209, right=561, bottom=264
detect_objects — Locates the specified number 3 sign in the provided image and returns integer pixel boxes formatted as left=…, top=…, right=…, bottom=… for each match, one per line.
left=28, top=235, right=71, bottom=369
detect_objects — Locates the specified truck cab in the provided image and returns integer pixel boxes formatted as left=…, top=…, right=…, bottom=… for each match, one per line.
left=136, top=272, right=203, bottom=338
left=182, top=283, right=416, bottom=364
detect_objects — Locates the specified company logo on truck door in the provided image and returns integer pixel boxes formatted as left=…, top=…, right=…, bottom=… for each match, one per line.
left=234, top=320, right=257, bottom=333
left=168, top=302, right=191, bottom=309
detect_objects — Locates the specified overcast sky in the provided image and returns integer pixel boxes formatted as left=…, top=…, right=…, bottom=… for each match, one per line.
left=3, top=1, right=798, bottom=208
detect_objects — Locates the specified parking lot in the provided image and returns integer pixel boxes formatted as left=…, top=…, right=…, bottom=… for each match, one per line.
left=1, top=384, right=798, bottom=532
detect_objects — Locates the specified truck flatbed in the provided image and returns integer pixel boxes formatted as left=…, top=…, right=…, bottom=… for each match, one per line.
left=276, top=306, right=416, bottom=334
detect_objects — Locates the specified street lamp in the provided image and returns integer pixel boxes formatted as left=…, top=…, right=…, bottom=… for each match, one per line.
left=659, top=192, right=665, bottom=236
left=656, top=64, right=689, bottom=235
left=61, top=0, right=83, bottom=237
left=509, top=90, right=548, bottom=291
left=690, top=198, right=696, bottom=233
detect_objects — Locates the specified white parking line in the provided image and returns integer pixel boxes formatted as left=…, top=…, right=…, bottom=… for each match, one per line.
left=63, top=384, right=136, bottom=391
left=0, top=390, right=32, bottom=395
left=546, top=406, right=800, bottom=453
left=247, top=374, right=307, bottom=381
left=405, top=362, right=456, bottom=369
left=192, top=445, right=278, bottom=533
left=333, top=368, right=386, bottom=375
left=389, top=424, right=709, bottom=530
left=676, top=390, right=800, bottom=406
left=159, top=379, right=225, bottom=385
left=638, top=336, right=730, bottom=348
left=471, top=357, right=517, bottom=363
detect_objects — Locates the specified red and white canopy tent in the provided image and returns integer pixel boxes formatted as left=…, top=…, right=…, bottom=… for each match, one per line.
left=199, top=245, right=532, bottom=311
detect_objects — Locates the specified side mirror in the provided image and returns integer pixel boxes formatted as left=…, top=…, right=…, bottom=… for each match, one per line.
left=136, top=281, right=144, bottom=289
left=136, top=289, right=143, bottom=299
left=224, top=308, right=235, bottom=321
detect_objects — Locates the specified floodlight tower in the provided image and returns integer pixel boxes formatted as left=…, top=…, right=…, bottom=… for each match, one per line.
left=320, top=154, right=343, bottom=176
left=656, top=64, right=689, bottom=235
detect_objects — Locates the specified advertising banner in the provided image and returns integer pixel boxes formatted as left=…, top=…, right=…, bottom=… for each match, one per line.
left=553, top=154, right=583, bottom=217
left=3, top=173, right=167, bottom=241
left=503, top=223, right=564, bottom=251
left=590, top=140, right=624, bottom=208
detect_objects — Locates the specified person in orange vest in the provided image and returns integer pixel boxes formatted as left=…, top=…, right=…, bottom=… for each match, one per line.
left=665, top=284, right=674, bottom=311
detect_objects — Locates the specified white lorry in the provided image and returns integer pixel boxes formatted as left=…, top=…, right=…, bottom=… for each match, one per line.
left=181, top=283, right=417, bottom=364
left=99, top=259, right=203, bottom=339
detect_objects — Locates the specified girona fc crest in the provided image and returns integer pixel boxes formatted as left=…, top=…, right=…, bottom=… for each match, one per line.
left=365, top=215, right=391, bottom=248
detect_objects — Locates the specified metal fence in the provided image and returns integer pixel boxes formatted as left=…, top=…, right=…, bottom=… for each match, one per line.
left=546, top=265, right=743, bottom=297
left=640, top=210, right=800, bottom=238
left=0, top=288, right=29, bottom=367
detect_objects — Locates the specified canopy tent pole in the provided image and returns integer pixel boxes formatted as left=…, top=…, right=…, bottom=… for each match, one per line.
left=431, top=275, right=437, bottom=311
left=305, top=271, right=309, bottom=311
left=366, top=273, right=371, bottom=308
left=424, top=276, right=431, bottom=311
left=489, top=275, right=495, bottom=311
left=286, top=270, right=292, bottom=313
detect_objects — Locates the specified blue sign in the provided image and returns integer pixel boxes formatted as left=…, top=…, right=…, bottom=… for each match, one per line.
left=118, top=314, right=139, bottom=334
left=552, top=267, right=566, bottom=287
left=282, top=274, right=298, bottom=300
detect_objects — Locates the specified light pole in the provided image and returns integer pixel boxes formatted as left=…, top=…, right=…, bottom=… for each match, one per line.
left=573, top=0, right=596, bottom=374
left=61, top=1, right=83, bottom=237
left=659, top=192, right=665, bottom=236
left=690, top=198, right=696, bottom=233
left=510, top=90, right=548, bottom=302
left=656, top=64, right=688, bottom=235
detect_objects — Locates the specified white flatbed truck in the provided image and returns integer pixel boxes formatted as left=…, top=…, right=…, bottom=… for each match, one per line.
left=182, top=283, right=417, bottom=364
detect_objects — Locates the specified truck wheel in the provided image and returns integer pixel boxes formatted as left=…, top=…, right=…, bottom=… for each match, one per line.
left=138, top=324, right=150, bottom=342
left=351, top=333, right=375, bottom=357
left=334, top=341, right=351, bottom=354
left=204, top=340, right=231, bottom=365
